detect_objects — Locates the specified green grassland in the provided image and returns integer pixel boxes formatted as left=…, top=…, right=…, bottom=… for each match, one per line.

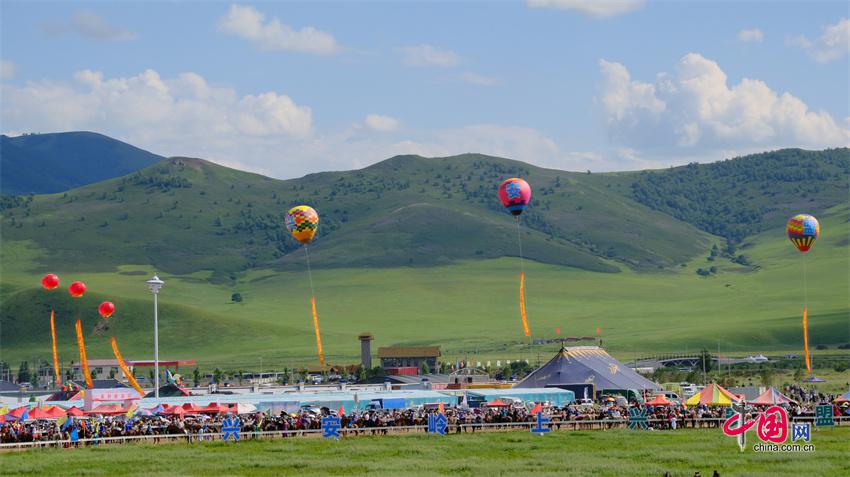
left=0, top=202, right=846, bottom=370
left=3, top=427, right=849, bottom=476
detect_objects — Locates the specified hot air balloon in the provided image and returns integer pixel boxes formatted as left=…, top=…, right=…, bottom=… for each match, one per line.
left=787, top=214, right=819, bottom=253
left=498, top=178, right=532, bottom=216
left=68, top=281, right=86, bottom=298
left=98, top=301, right=115, bottom=318
left=284, top=205, right=325, bottom=365
left=285, top=206, right=319, bottom=244
left=41, top=274, right=59, bottom=290
left=498, top=178, right=533, bottom=337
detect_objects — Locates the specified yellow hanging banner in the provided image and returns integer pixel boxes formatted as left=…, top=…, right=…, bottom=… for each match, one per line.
left=311, top=296, right=325, bottom=365
left=74, top=319, right=93, bottom=389
left=110, top=337, right=145, bottom=396
left=802, top=306, right=812, bottom=374
left=520, top=272, right=531, bottom=337
left=50, top=310, right=61, bottom=386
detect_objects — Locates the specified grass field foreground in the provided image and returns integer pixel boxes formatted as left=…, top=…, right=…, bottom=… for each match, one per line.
left=2, top=427, right=849, bottom=476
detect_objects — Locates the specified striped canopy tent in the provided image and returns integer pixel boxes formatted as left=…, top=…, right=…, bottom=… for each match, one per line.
left=749, top=387, right=796, bottom=406
left=646, top=394, right=673, bottom=406
left=834, top=391, right=850, bottom=404
left=685, top=384, right=740, bottom=406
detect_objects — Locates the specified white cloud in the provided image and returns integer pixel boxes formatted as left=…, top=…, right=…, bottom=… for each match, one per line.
left=1, top=59, right=16, bottom=80
left=396, top=45, right=461, bottom=67
left=598, top=53, right=849, bottom=154
left=460, top=72, right=500, bottom=86
left=526, top=0, right=644, bottom=17
left=364, top=114, right=400, bottom=132
left=218, top=4, right=338, bottom=55
left=2, top=68, right=312, bottom=149
left=71, top=11, right=137, bottom=40
left=788, top=18, right=850, bottom=63
left=737, top=28, right=764, bottom=43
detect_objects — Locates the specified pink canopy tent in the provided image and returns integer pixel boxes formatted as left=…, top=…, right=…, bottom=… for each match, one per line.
left=749, top=387, right=796, bottom=406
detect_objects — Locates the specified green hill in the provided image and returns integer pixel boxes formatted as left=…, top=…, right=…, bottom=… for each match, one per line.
left=0, top=145, right=847, bottom=369
left=0, top=132, right=164, bottom=195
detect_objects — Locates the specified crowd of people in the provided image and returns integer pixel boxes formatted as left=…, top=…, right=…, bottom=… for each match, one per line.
left=2, top=391, right=846, bottom=445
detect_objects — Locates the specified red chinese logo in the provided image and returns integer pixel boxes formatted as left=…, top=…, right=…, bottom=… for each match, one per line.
left=723, top=405, right=788, bottom=443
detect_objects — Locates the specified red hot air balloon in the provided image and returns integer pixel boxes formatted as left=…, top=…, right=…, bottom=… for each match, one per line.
left=98, top=301, right=115, bottom=318
left=498, top=178, right=532, bottom=216
left=41, top=274, right=60, bottom=290
left=68, top=281, right=86, bottom=298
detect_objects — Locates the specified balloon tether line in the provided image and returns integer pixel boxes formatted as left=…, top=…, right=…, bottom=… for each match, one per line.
left=304, top=245, right=325, bottom=365
left=802, top=252, right=811, bottom=376
left=516, top=215, right=531, bottom=339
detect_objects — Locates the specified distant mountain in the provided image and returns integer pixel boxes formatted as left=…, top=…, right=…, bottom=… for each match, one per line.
left=1, top=144, right=846, bottom=280
left=0, top=132, right=164, bottom=195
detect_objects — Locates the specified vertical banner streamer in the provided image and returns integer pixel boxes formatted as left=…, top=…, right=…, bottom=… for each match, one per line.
left=50, top=310, right=61, bottom=386
left=519, top=272, right=530, bottom=337
left=802, top=306, right=811, bottom=374
left=311, top=296, right=325, bottom=365
left=74, top=320, right=93, bottom=389
left=110, top=337, right=145, bottom=396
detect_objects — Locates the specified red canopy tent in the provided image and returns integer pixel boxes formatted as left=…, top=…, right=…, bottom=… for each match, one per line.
left=86, top=404, right=126, bottom=416
left=7, top=407, right=29, bottom=420
left=43, top=406, right=68, bottom=418
left=646, top=394, right=673, bottom=406
left=66, top=406, right=86, bottom=416
left=484, top=399, right=513, bottom=408
left=199, top=402, right=231, bottom=414
left=181, top=403, right=202, bottom=413
left=27, top=407, right=49, bottom=419
left=162, top=405, right=187, bottom=416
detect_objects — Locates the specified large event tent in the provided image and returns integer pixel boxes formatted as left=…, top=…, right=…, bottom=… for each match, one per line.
left=685, top=384, right=740, bottom=406
left=515, top=346, right=661, bottom=393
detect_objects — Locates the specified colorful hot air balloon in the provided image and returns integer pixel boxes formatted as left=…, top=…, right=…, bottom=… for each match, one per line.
left=285, top=205, right=319, bottom=244
left=787, top=214, right=819, bottom=253
left=498, top=178, right=532, bottom=216
left=68, top=281, right=86, bottom=298
left=98, top=301, right=115, bottom=318
left=41, top=274, right=59, bottom=290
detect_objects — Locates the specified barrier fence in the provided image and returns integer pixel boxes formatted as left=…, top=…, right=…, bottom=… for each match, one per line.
left=1, top=416, right=846, bottom=451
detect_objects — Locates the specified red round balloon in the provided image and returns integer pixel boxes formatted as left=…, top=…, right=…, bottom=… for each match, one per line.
left=41, top=274, right=60, bottom=290
left=497, top=178, right=532, bottom=216
left=68, top=281, right=86, bottom=298
left=98, top=301, right=115, bottom=318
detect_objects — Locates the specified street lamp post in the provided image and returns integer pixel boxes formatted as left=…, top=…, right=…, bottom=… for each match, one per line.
left=146, top=275, right=165, bottom=399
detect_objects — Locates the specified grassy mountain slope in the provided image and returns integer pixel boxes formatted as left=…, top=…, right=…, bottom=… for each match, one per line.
left=0, top=154, right=721, bottom=278
left=0, top=203, right=846, bottom=368
left=1, top=145, right=847, bottom=368
left=0, top=132, right=164, bottom=195
left=630, top=148, right=849, bottom=242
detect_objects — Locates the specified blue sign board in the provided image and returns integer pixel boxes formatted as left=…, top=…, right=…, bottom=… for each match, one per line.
left=531, top=412, right=550, bottom=434
left=222, top=416, right=241, bottom=442
left=322, top=415, right=342, bottom=439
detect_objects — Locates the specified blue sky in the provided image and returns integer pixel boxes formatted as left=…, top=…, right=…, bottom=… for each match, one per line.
left=1, top=1, right=848, bottom=178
